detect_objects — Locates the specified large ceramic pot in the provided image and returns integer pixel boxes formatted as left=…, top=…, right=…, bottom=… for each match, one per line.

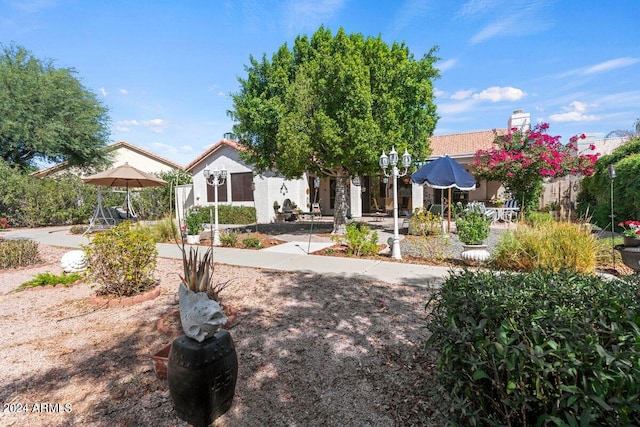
left=186, top=234, right=200, bottom=244
left=461, top=244, right=490, bottom=266
left=623, top=236, right=640, bottom=247
left=168, top=330, right=238, bottom=426
left=615, top=245, right=640, bottom=273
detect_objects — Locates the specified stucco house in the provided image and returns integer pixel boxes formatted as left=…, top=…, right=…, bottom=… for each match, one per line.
left=32, top=140, right=183, bottom=178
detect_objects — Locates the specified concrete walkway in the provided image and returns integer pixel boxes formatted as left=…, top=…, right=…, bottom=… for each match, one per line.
left=2, top=225, right=453, bottom=288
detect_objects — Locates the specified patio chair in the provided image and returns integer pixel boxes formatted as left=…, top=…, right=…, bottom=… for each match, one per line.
left=371, top=198, right=386, bottom=221
left=504, top=199, right=519, bottom=222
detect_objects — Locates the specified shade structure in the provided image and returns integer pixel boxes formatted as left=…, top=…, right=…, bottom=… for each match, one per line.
left=82, top=163, right=166, bottom=231
left=411, top=155, right=476, bottom=190
left=82, top=163, right=167, bottom=188
left=411, top=156, right=476, bottom=232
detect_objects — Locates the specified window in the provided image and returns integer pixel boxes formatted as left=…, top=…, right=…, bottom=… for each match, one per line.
left=206, top=180, right=227, bottom=202
left=230, top=172, right=254, bottom=202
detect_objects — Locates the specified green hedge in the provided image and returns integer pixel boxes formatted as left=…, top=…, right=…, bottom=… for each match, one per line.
left=426, top=270, right=640, bottom=426
left=194, top=205, right=256, bottom=225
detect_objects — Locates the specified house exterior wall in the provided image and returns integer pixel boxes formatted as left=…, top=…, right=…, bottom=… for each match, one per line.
left=111, top=147, right=179, bottom=174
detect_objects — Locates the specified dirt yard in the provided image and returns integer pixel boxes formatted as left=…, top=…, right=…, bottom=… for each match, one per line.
left=0, top=245, right=438, bottom=426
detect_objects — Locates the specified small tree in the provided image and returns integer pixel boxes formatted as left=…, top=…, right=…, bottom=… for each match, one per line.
left=473, top=123, right=598, bottom=213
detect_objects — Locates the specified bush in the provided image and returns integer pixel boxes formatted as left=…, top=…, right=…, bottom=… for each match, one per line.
left=195, top=205, right=256, bottom=226
left=220, top=231, right=238, bottom=247
left=83, top=222, right=158, bottom=297
left=0, top=239, right=40, bottom=269
left=242, top=237, right=262, bottom=249
left=426, top=270, right=640, bottom=426
left=492, top=221, right=597, bottom=273
left=332, top=222, right=379, bottom=256
left=408, top=207, right=443, bottom=236
left=455, top=204, right=491, bottom=245
left=525, top=211, right=555, bottom=227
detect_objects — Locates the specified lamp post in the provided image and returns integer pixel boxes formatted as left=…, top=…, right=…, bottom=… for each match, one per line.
left=203, top=166, right=227, bottom=246
left=380, top=147, right=412, bottom=260
left=608, top=164, right=616, bottom=269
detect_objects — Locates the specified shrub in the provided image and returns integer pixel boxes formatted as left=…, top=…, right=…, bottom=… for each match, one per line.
left=242, top=237, right=262, bottom=249
left=220, top=231, right=238, bottom=247
left=0, top=217, right=10, bottom=229
left=455, top=204, right=491, bottom=245
left=525, top=211, right=555, bottom=227
left=332, top=222, right=379, bottom=256
left=149, top=217, right=179, bottom=242
left=69, top=224, right=88, bottom=235
left=492, top=221, right=597, bottom=273
left=185, top=211, right=203, bottom=235
left=426, top=270, right=640, bottom=426
left=0, top=239, right=40, bottom=269
left=403, top=234, right=452, bottom=262
left=408, top=207, right=443, bottom=236
left=196, top=205, right=256, bottom=226
left=18, top=272, right=83, bottom=290
left=83, top=222, right=158, bottom=297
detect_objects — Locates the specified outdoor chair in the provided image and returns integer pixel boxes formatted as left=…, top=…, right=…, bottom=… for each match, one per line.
left=467, top=201, right=496, bottom=222
left=503, top=199, right=519, bottom=222
left=371, top=198, right=386, bottom=221
left=311, top=203, right=322, bottom=218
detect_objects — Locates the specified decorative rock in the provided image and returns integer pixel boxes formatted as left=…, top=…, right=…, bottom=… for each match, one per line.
left=61, top=250, right=87, bottom=272
left=178, top=283, right=227, bottom=342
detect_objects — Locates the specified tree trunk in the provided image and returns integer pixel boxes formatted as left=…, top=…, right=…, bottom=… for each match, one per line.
left=332, top=173, right=350, bottom=235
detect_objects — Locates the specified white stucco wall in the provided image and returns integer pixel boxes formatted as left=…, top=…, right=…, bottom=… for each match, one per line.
left=112, top=147, right=179, bottom=174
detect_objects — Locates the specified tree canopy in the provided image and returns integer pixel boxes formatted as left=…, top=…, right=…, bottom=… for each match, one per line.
left=0, top=44, right=111, bottom=171
left=228, top=26, right=440, bottom=232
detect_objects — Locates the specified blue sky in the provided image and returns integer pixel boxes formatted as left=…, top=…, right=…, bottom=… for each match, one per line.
left=2, top=0, right=639, bottom=167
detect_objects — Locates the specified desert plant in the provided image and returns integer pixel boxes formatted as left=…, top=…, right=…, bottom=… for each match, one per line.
left=492, top=221, right=597, bottom=273
left=402, top=234, right=452, bottom=262
left=525, top=211, right=554, bottom=227
left=178, top=242, right=229, bottom=302
left=408, top=207, right=443, bottom=236
left=219, top=231, right=238, bottom=247
left=332, top=222, right=379, bottom=256
left=0, top=238, right=40, bottom=269
left=84, top=222, right=158, bottom=297
left=151, top=216, right=180, bottom=242
left=18, top=271, right=83, bottom=290
left=426, top=269, right=640, bottom=426
left=455, top=204, right=491, bottom=245
left=242, top=237, right=262, bottom=249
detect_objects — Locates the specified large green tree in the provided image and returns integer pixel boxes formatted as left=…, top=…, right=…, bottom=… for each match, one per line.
left=0, top=44, right=111, bottom=170
left=229, top=26, right=439, bottom=232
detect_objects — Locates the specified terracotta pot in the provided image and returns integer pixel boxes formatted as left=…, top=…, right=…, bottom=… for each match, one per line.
left=151, top=343, right=171, bottom=379
left=623, top=236, right=640, bottom=247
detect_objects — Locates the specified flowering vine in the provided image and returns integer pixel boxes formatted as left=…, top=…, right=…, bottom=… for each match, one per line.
left=473, top=123, right=599, bottom=211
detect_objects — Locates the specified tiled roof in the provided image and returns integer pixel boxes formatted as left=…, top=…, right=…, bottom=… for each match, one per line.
left=184, top=139, right=243, bottom=172
left=429, top=129, right=508, bottom=158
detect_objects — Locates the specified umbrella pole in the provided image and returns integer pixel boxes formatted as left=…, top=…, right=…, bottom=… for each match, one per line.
left=447, top=187, right=452, bottom=233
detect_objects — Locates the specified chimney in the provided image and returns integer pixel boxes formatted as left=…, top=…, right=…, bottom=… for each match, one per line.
left=508, top=109, right=530, bottom=132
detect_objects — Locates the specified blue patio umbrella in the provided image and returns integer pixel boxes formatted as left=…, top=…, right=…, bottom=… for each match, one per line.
left=411, top=155, right=476, bottom=231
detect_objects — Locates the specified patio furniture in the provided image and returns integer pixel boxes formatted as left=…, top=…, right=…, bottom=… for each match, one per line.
left=371, top=198, right=386, bottom=221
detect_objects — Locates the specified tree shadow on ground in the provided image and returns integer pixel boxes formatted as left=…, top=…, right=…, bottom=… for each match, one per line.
left=218, top=270, right=439, bottom=426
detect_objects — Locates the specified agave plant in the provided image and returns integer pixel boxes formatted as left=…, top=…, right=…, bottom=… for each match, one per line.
left=178, top=245, right=229, bottom=303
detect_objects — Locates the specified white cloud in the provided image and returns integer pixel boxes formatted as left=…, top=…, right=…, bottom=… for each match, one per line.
left=583, top=57, right=640, bottom=75
left=548, top=101, right=598, bottom=123
left=471, top=16, right=517, bottom=44
left=472, top=86, right=526, bottom=102
left=433, top=88, right=447, bottom=98
left=99, top=87, right=107, bottom=97
left=451, top=89, right=474, bottom=100
left=438, top=99, right=477, bottom=115
left=142, top=119, right=170, bottom=134
left=456, top=0, right=499, bottom=19
left=437, top=58, right=457, bottom=72
left=284, top=0, right=345, bottom=33
left=119, top=88, right=128, bottom=95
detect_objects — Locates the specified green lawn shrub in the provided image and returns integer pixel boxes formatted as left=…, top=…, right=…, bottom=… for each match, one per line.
left=492, top=221, right=597, bottom=273
left=332, top=222, right=379, bottom=256
left=242, top=237, right=262, bottom=249
left=0, top=238, right=40, bottom=269
left=18, top=272, right=83, bottom=290
left=83, top=222, right=158, bottom=297
left=426, top=270, right=640, bottom=426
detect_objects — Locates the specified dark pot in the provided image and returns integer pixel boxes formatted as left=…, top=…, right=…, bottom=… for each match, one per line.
left=167, top=330, right=238, bottom=427
left=615, top=245, right=640, bottom=273
left=623, top=236, right=640, bottom=247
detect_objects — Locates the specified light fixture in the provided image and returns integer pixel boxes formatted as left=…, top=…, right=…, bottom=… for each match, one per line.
left=203, top=166, right=227, bottom=246
left=379, top=147, right=412, bottom=260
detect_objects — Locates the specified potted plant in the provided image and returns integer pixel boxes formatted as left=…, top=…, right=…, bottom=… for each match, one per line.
left=185, top=211, right=203, bottom=244
left=273, top=200, right=280, bottom=213
left=166, top=242, right=238, bottom=425
left=618, top=219, right=640, bottom=247
left=547, top=201, right=560, bottom=220
left=456, top=203, right=492, bottom=265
